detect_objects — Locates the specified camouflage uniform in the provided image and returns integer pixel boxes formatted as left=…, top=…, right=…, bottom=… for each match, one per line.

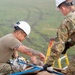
left=46, top=10, right=75, bottom=74
left=66, top=56, right=75, bottom=75
left=0, top=63, right=12, bottom=74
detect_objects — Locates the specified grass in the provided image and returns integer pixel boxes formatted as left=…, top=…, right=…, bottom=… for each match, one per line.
left=0, top=0, right=75, bottom=67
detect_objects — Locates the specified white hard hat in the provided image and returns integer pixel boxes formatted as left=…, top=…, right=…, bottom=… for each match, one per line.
left=56, top=0, right=66, bottom=7
left=14, top=21, right=31, bottom=35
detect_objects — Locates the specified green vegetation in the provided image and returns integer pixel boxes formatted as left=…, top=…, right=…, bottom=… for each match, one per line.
left=0, top=0, right=75, bottom=66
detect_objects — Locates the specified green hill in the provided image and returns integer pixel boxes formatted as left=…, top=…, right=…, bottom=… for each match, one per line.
left=0, top=0, right=75, bottom=64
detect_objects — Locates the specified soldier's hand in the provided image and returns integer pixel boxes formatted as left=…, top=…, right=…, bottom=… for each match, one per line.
left=39, top=53, right=45, bottom=62
left=30, top=56, right=37, bottom=64
left=50, top=37, right=55, bottom=41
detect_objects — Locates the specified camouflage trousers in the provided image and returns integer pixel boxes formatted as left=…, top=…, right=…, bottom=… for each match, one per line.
left=0, top=63, right=12, bottom=74
left=66, top=56, right=75, bottom=75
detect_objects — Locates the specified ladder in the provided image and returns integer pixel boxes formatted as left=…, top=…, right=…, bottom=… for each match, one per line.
left=44, top=39, right=54, bottom=64
left=57, top=53, right=69, bottom=69
left=45, top=40, right=69, bottom=69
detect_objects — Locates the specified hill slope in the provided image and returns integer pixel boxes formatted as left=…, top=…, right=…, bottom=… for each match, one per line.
left=0, top=0, right=75, bottom=62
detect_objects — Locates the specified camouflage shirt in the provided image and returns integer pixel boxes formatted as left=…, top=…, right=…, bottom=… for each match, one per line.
left=47, top=10, right=75, bottom=65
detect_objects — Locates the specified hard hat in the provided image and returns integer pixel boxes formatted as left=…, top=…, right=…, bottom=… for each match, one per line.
left=56, top=0, right=66, bottom=7
left=14, top=21, right=31, bottom=35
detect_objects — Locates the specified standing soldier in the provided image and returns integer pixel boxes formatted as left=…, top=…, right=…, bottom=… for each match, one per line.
left=43, top=0, right=75, bottom=75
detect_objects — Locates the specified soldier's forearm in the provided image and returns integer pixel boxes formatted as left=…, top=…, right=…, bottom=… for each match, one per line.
left=24, top=46, right=41, bottom=56
left=14, top=45, right=41, bottom=57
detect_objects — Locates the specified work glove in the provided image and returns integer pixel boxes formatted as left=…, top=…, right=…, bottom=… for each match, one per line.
left=62, top=42, right=72, bottom=54
left=43, top=64, right=53, bottom=72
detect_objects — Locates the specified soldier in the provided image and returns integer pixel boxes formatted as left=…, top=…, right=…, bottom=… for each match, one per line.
left=43, top=0, right=75, bottom=75
left=0, top=21, right=45, bottom=74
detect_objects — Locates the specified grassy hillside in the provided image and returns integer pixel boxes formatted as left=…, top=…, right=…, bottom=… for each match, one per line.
left=0, top=0, right=75, bottom=63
